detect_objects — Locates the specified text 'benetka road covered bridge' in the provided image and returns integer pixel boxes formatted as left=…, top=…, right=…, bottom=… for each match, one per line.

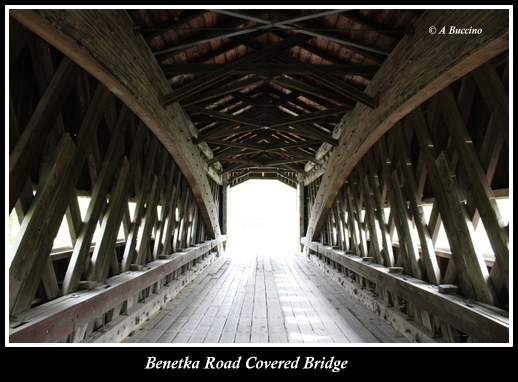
left=8, top=8, right=510, bottom=345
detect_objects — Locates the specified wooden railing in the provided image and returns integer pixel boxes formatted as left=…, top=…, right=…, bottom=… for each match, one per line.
left=301, top=238, right=509, bottom=343
left=9, top=236, right=226, bottom=343
left=301, top=54, right=509, bottom=343
left=8, top=26, right=227, bottom=342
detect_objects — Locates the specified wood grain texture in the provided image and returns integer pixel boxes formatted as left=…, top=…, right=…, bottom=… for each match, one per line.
left=10, top=9, right=222, bottom=238
left=302, top=239, right=508, bottom=343
left=9, top=238, right=224, bottom=343
left=306, top=9, right=509, bottom=240
left=124, top=250, right=407, bottom=344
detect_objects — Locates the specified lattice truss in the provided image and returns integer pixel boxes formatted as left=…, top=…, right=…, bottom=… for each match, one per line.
left=9, top=31, right=217, bottom=318
left=306, top=58, right=509, bottom=342
left=8, top=9, right=509, bottom=344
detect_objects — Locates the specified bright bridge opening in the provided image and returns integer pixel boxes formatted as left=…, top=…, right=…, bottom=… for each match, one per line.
left=226, top=180, right=299, bottom=255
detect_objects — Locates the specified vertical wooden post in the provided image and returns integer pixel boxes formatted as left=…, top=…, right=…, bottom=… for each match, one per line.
left=221, top=173, right=229, bottom=236
left=297, top=175, right=305, bottom=249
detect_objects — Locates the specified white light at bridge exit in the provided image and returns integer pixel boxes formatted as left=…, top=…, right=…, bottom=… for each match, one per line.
left=227, top=179, right=299, bottom=255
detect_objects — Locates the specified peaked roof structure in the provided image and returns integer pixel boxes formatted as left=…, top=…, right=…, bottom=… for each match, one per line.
left=127, top=9, right=421, bottom=187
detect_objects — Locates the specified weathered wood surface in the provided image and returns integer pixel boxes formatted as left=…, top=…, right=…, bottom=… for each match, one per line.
left=124, top=250, right=408, bottom=344
left=9, top=238, right=224, bottom=343
left=305, top=9, right=509, bottom=240
left=9, top=56, right=79, bottom=213
left=302, top=239, right=509, bottom=343
left=10, top=18, right=225, bottom=320
left=10, top=9, right=222, bottom=238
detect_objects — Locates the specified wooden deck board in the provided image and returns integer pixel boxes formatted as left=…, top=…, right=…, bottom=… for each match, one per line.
left=123, top=250, right=408, bottom=344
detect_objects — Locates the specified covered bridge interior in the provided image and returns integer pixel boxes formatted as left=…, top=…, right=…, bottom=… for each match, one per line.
left=8, top=8, right=510, bottom=345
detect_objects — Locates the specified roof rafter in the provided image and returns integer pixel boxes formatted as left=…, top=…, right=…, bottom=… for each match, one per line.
left=211, top=9, right=390, bottom=57
left=161, top=33, right=313, bottom=106
left=161, top=63, right=379, bottom=76
left=234, top=33, right=377, bottom=107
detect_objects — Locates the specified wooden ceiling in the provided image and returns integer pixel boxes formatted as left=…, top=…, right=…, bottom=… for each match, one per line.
left=127, top=9, right=422, bottom=187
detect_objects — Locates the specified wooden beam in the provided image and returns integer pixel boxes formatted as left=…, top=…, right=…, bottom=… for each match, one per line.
left=9, top=237, right=225, bottom=343
left=390, top=124, right=441, bottom=285
left=375, top=137, right=422, bottom=278
left=362, top=154, right=395, bottom=266
left=408, top=106, right=499, bottom=306
left=279, top=147, right=323, bottom=165
left=269, top=124, right=338, bottom=146
left=211, top=9, right=349, bottom=28
left=180, top=75, right=265, bottom=106
left=207, top=147, right=246, bottom=165
left=10, top=82, right=112, bottom=315
left=161, top=63, right=379, bottom=76
left=120, top=136, right=159, bottom=271
left=470, top=61, right=509, bottom=146
left=207, top=139, right=264, bottom=151
left=436, top=87, right=509, bottom=290
left=306, top=9, right=509, bottom=240
left=151, top=10, right=272, bottom=57
left=269, top=106, right=351, bottom=128
left=184, top=105, right=263, bottom=127
left=235, top=33, right=377, bottom=108
left=301, top=239, right=509, bottom=343
left=10, top=9, right=222, bottom=238
left=340, top=10, right=406, bottom=40
left=86, top=158, right=131, bottom=282
left=161, top=33, right=312, bottom=106
left=216, top=9, right=390, bottom=57
left=9, top=56, right=79, bottom=213
left=272, top=76, right=353, bottom=106
left=138, top=9, right=207, bottom=41
left=268, top=139, right=322, bottom=150
left=61, top=106, right=133, bottom=294
left=194, top=122, right=257, bottom=144
left=9, top=134, right=76, bottom=315
left=434, top=152, right=499, bottom=305
left=154, top=159, right=180, bottom=256
left=273, top=51, right=378, bottom=108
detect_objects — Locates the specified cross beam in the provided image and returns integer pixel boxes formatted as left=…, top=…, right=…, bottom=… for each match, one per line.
left=305, top=9, right=509, bottom=240
left=10, top=9, right=224, bottom=238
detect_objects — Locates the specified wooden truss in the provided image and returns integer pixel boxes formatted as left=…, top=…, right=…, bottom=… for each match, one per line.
left=304, top=60, right=509, bottom=342
left=8, top=9, right=509, bottom=343
left=9, top=28, right=224, bottom=340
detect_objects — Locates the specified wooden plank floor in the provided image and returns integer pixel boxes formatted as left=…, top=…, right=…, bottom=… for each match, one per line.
left=123, top=249, right=409, bottom=344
